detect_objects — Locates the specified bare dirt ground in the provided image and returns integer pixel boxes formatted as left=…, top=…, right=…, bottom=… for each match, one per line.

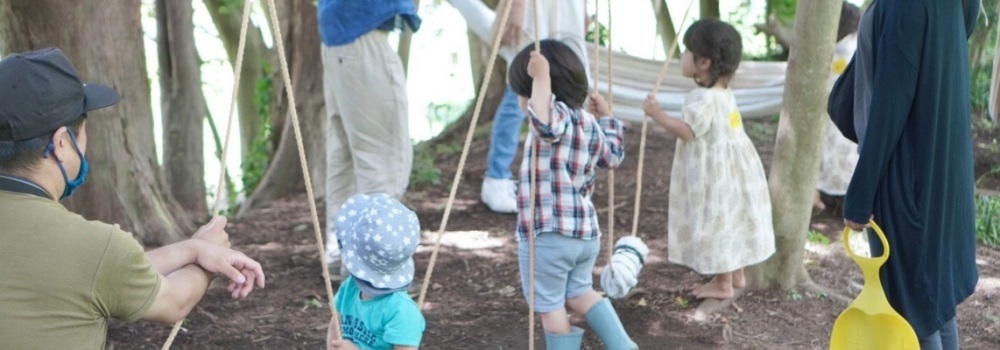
left=108, top=119, right=1000, bottom=349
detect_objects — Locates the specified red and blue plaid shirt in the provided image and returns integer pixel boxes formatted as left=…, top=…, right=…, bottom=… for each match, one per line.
left=516, top=97, right=625, bottom=241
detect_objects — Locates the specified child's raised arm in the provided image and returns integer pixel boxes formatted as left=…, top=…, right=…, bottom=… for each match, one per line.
left=643, top=93, right=695, bottom=141
left=527, top=51, right=553, bottom=124
left=524, top=51, right=573, bottom=143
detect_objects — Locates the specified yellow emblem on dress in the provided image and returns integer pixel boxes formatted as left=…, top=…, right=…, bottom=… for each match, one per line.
left=729, top=110, right=742, bottom=129
left=832, top=58, right=848, bottom=75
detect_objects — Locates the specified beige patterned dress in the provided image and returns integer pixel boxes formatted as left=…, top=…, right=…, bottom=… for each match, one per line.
left=817, top=35, right=860, bottom=195
left=667, top=87, right=776, bottom=275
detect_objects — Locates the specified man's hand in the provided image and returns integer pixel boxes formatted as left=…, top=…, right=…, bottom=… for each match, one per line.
left=527, top=51, right=549, bottom=79
left=588, top=92, right=612, bottom=117
left=329, top=339, right=360, bottom=350
left=642, top=93, right=664, bottom=119
left=192, top=216, right=230, bottom=248
left=193, top=241, right=266, bottom=298
left=502, top=2, right=524, bottom=47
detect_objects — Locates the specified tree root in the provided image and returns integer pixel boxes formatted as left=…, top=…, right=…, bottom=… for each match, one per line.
left=688, top=281, right=850, bottom=322
left=799, top=281, right=851, bottom=305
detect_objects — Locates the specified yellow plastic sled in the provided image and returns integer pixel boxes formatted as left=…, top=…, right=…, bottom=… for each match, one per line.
left=829, top=220, right=918, bottom=350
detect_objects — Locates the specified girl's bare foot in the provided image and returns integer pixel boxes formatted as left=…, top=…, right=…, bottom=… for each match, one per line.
left=695, top=275, right=734, bottom=299
left=732, top=269, right=746, bottom=289
left=690, top=283, right=706, bottom=297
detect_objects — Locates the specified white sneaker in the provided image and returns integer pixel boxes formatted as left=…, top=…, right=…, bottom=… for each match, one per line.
left=481, top=177, right=518, bottom=214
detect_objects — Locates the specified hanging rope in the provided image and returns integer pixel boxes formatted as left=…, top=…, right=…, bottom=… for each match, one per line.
left=603, top=0, right=616, bottom=276
left=161, top=0, right=256, bottom=348
left=527, top=0, right=541, bottom=348
left=417, top=0, right=516, bottom=308
left=629, top=0, right=695, bottom=239
left=263, top=0, right=342, bottom=340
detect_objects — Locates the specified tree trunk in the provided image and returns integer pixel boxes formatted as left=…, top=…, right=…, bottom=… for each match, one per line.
left=203, top=0, right=272, bottom=168
left=699, top=0, right=720, bottom=19
left=968, top=0, right=997, bottom=96
left=746, top=0, right=842, bottom=290
left=651, top=0, right=678, bottom=58
left=157, top=0, right=209, bottom=220
left=238, top=0, right=325, bottom=216
left=0, top=0, right=195, bottom=245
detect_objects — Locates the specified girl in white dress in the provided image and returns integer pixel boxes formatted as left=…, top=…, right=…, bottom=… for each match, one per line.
left=815, top=3, right=862, bottom=210
left=642, top=19, right=775, bottom=300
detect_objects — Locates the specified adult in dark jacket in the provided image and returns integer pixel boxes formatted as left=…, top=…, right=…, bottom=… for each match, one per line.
left=830, top=1, right=980, bottom=349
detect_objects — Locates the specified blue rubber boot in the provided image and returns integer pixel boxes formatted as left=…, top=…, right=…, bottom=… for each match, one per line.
left=584, top=298, right=638, bottom=350
left=544, top=326, right=584, bottom=350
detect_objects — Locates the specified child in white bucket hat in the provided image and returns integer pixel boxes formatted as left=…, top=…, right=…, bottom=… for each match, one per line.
left=326, top=193, right=425, bottom=350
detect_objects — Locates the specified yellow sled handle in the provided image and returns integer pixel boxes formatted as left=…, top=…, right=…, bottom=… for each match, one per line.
left=841, top=219, right=890, bottom=265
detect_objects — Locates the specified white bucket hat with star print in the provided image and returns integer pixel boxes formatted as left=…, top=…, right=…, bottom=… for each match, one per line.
left=336, top=193, right=421, bottom=289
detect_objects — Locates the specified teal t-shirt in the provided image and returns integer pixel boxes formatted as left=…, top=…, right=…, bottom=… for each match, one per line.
left=335, top=276, right=425, bottom=349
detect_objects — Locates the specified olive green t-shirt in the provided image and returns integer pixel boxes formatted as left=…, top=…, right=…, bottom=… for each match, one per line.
left=0, top=190, right=161, bottom=349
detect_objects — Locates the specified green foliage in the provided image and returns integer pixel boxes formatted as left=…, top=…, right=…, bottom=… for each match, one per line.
left=976, top=195, right=1000, bottom=247
left=744, top=119, right=776, bottom=144
left=763, top=0, right=797, bottom=59
left=728, top=1, right=783, bottom=61
left=217, top=0, right=244, bottom=14
left=971, top=63, right=992, bottom=120
left=586, top=17, right=609, bottom=47
left=410, top=149, right=442, bottom=189
left=767, top=0, right=798, bottom=24
left=302, top=297, right=324, bottom=309
left=434, top=141, right=463, bottom=156
left=674, top=295, right=690, bottom=308
left=787, top=288, right=803, bottom=301
left=241, top=63, right=274, bottom=195
left=807, top=230, right=831, bottom=245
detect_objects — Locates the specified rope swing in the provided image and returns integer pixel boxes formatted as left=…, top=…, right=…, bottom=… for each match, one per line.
left=416, top=0, right=517, bottom=308
left=599, top=0, right=696, bottom=300
left=161, top=0, right=342, bottom=347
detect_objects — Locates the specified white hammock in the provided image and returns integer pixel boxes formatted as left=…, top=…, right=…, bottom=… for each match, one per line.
left=447, top=0, right=789, bottom=122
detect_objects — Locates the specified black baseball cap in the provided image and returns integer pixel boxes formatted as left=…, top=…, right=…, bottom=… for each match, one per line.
left=0, top=47, right=120, bottom=141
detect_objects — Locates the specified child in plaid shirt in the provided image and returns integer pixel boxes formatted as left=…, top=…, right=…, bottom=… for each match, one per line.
left=508, top=39, right=635, bottom=350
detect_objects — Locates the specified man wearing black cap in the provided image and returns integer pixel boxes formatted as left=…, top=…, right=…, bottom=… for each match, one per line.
left=0, top=48, right=267, bottom=349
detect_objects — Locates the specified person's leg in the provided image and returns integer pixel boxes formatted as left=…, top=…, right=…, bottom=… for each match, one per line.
left=481, top=86, right=523, bottom=213
left=565, top=238, right=637, bottom=350
left=519, top=233, right=572, bottom=330
left=543, top=324, right=584, bottom=350
left=321, top=44, right=357, bottom=275
left=919, top=329, right=943, bottom=350
left=939, top=317, right=959, bottom=350
left=337, top=30, right=412, bottom=200
left=920, top=317, right=958, bottom=350
left=692, top=271, right=735, bottom=299
left=732, top=268, right=746, bottom=289
left=486, top=86, right=526, bottom=180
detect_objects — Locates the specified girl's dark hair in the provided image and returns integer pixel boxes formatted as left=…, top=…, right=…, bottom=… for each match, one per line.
left=683, top=19, right=743, bottom=88
left=508, top=39, right=588, bottom=109
left=837, top=3, right=862, bottom=42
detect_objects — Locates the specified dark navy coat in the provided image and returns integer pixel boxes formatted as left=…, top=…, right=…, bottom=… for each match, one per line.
left=829, top=0, right=981, bottom=338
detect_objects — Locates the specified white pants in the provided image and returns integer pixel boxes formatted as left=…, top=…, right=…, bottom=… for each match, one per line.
left=322, top=30, right=412, bottom=261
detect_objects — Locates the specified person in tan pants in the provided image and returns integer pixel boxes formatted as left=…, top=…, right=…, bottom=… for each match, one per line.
left=318, top=0, right=420, bottom=275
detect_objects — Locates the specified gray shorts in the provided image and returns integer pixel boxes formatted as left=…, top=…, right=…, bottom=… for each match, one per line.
left=518, top=232, right=600, bottom=313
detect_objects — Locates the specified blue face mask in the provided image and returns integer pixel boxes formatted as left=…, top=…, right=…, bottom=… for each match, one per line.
left=45, top=129, right=88, bottom=200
